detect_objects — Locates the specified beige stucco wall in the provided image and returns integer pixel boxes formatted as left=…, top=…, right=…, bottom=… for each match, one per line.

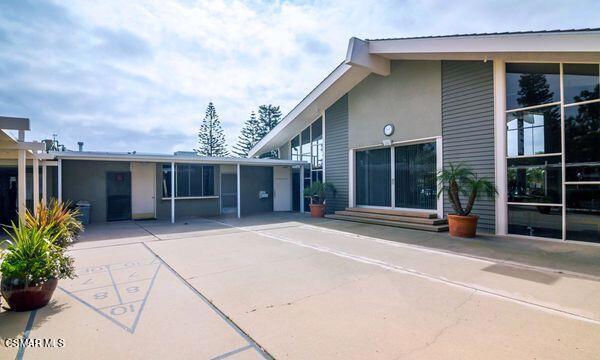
left=347, top=60, right=442, bottom=149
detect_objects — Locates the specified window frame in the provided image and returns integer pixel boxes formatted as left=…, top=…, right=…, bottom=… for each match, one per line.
left=504, top=62, right=600, bottom=242
left=162, top=164, right=217, bottom=200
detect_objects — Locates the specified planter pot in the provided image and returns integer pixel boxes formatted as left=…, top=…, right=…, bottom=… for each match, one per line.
left=447, top=214, right=479, bottom=238
left=309, top=203, right=326, bottom=218
left=1, top=278, right=58, bottom=311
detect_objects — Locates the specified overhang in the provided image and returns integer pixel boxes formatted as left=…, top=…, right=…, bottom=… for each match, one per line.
left=52, top=151, right=308, bottom=167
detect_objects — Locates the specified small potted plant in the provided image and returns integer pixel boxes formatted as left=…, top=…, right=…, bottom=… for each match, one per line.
left=304, top=181, right=336, bottom=218
left=0, top=201, right=81, bottom=311
left=437, top=163, right=497, bottom=237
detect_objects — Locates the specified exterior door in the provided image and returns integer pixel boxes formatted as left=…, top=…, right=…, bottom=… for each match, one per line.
left=131, top=162, right=156, bottom=219
left=106, top=171, right=131, bottom=221
left=220, top=173, right=237, bottom=214
left=273, top=166, right=291, bottom=211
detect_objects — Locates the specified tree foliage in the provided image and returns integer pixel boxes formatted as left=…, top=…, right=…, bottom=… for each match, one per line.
left=232, top=111, right=261, bottom=157
left=196, top=102, right=229, bottom=157
left=233, top=104, right=282, bottom=158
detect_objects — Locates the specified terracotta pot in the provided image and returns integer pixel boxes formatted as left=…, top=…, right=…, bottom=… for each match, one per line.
left=1, top=278, right=58, bottom=311
left=447, top=214, right=479, bottom=238
left=309, top=203, right=326, bottom=218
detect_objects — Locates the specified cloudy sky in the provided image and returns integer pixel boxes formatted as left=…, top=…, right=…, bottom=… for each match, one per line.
left=1, top=1, right=598, bottom=153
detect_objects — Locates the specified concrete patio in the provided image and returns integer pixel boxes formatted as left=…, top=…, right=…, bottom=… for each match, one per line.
left=2, top=213, right=600, bottom=359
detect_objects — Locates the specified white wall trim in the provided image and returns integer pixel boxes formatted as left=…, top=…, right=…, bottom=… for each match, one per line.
left=57, top=158, right=62, bottom=204
left=493, top=59, right=508, bottom=236
left=436, top=136, right=444, bottom=219
left=348, top=149, right=355, bottom=207
left=237, top=164, right=241, bottom=218
left=321, top=109, right=326, bottom=182
left=170, top=161, right=175, bottom=223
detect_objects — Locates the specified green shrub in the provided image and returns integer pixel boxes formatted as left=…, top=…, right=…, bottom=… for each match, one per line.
left=0, top=222, right=76, bottom=287
left=24, top=200, right=83, bottom=248
left=303, top=181, right=337, bottom=205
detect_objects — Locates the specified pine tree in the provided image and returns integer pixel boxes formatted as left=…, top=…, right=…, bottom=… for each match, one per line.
left=196, top=102, right=229, bottom=157
left=257, top=105, right=282, bottom=138
left=256, top=104, right=282, bottom=158
left=232, top=111, right=261, bottom=157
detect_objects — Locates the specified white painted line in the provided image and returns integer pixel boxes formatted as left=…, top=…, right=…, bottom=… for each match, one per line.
left=213, top=220, right=600, bottom=326
left=298, top=223, right=600, bottom=282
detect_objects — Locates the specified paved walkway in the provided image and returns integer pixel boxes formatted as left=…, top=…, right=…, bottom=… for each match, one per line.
left=1, top=213, right=599, bottom=359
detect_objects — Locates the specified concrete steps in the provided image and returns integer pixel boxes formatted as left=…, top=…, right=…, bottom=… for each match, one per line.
left=325, top=207, right=448, bottom=232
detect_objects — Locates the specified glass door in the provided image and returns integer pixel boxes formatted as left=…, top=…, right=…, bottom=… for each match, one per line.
left=355, top=148, right=391, bottom=207
left=394, top=142, right=437, bottom=210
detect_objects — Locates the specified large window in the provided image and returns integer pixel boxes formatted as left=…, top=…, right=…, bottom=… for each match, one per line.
left=162, top=164, right=215, bottom=198
left=356, top=148, right=391, bottom=207
left=394, top=142, right=437, bottom=209
left=287, top=117, right=324, bottom=211
left=506, top=63, right=600, bottom=243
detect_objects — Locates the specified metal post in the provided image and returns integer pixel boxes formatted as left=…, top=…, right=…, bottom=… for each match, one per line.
left=57, top=158, right=62, bottom=203
left=171, top=161, right=175, bottom=224
left=42, top=160, right=47, bottom=205
left=17, top=149, right=26, bottom=220
left=33, top=157, right=39, bottom=215
left=236, top=163, right=241, bottom=218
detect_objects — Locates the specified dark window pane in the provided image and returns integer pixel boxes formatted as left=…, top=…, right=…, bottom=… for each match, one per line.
left=311, top=118, right=323, bottom=169
left=356, top=148, right=391, bottom=207
left=565, top=102, right=600, bottom=181
left=202, top=166, right=214, bottom=196
left=508, top=204, right=562, bottom=239
left=291, top=135, right=300, bottom=161
left=176, top=164, right=190, bottom=197
left=301, top=127, right=311, bottom=163
left=566, top=185, right=600, bottom=243
left=189, top=165, right=203, bottom=196
left=563, top=64, right=599, bottom=105
left=303, top=177, right=311, bottom=211
left=507, top=156, right=562, bottom=204
left=506, top=105, right=561, bottom=156
left=394, top=142, right=437, bottom=209
left=162, top=165, right=172, bottom=198
left=506, top=63, right=560, bottom=110
left=311, top=170, right=323, bottom=183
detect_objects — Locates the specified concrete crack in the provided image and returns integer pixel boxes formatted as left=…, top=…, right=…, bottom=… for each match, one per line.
left=245, top=273, right=377, bottom=314
left=396, top=290, right=477, bottom=359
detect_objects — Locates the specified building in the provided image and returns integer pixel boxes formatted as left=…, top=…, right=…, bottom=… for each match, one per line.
left=0, top=116, right=306, bottom=224
left=249, top=29, right=600, bottom=244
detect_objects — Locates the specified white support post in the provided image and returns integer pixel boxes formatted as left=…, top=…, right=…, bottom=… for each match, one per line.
left=300, top=165, right=304, bottom=213
left=436, top=137, right=444, bottom=219
left=42, top=160, right=47, bottom=205
left=17, top=149, right=26, bottom=220
left=390, top=147, right=395, bottom=208
left=171, top=161, right=175, bottom=224
left=321, top=109, right=326, bottom=182
left=33, top=157, right=39, bottom=215
left=236, top=164, right=241, bottom=218
left=57, top=158, right=62, bottom=203
left=493, top=59, right=507, bottom=236
left=348, top=149, right=355, bottom=208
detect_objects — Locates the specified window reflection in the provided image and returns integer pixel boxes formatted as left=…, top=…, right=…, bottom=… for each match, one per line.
left=506, top=63, right=560, bottom=110
left=356, top=148, right=391, bottom=207
left=508, top=156, right=561, bottom=204
left=311, top=118, right=323, bottom=169
left=301, top=127, right=311, bottom=163
left=508, top=204, right=562, bottom=239
left=291, top=135, right=300, bottom=161
left=507, top=106, right=561, bottom=156
left=566, top=185, right=600, bottom=243
left=565, top=102, right=600, bottom=181
left=563, top=64, right=600, bottom=105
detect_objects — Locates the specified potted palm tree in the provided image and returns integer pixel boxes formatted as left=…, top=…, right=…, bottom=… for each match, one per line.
left=303, top=181, right=336, bottom=218
left=437, top=163, right=497, bottom=237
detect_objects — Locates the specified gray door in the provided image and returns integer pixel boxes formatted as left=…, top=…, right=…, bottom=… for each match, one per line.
left=106, top=171, right=131, bottom=221
left=221, top=173, right=237, bottom=214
